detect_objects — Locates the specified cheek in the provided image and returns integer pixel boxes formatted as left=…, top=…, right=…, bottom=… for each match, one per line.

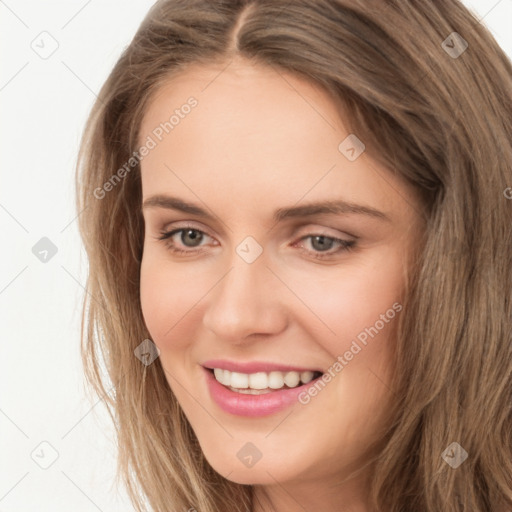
left=139, top=256, right=207, bottom=347
left=282, top=252, right=405, bottom=357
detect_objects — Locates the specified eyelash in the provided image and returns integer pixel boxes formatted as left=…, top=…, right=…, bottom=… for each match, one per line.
left=155, top=225, right=356, bottom=260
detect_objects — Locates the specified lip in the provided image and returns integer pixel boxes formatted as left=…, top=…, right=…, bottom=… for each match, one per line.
left=201, top=359, right=323, bottom=374
left=202, top=365, right=324, bottom=417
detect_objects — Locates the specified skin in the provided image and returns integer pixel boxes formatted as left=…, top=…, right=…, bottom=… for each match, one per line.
left=138, top=57, right=426, bottom=512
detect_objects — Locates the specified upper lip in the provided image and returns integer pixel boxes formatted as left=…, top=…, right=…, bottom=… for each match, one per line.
left=202, top=359, right=323, bottom=374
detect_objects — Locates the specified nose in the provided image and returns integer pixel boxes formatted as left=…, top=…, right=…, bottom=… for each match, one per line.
left=202, top=255, right=288, bottom=343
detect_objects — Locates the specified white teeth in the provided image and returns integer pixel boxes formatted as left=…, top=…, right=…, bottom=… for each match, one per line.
left=300, top=370, right=315, bottom=384
left=230, top=372, right=249, bottom=389
left=249, top=372, right=268, bottom=390
left=284, top=371, right=300, bottom=387
left=268, top=371, right=285, bottom=389
left=212, top=368, right=319, bottom=390
left=213, top=368, right=223, bottom=381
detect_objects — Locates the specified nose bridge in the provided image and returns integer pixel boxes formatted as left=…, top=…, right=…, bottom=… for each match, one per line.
left=202, top=246, right=286, bottom=340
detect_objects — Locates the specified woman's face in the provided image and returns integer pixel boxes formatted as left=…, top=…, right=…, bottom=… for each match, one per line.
left=139, top=59, right=424, bottom=500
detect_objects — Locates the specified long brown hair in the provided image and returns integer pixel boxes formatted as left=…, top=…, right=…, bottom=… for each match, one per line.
left=75, top=1, right=512, bottom=510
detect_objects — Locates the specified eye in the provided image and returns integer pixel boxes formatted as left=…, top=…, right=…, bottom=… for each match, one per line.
left=155, top=226, right=215, bottom=255
left=295, top=234, right=356, bottom=260
left=154, top=226, right=356, bottom=260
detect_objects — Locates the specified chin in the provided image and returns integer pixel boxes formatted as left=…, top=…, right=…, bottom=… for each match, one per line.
left=215, top=465, right=286, bottom=486
left=201, top=446, right=305, bottom=486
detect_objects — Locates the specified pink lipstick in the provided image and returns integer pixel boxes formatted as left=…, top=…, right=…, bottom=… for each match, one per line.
left=201, top=360, right=324, bottom=417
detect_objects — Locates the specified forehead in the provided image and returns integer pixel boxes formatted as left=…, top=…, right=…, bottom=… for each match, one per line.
left=138, top=60, right=420, bottom=225
left=139, top=60, right=347, bottom=164
left=141, top=58, right=344, bottom=129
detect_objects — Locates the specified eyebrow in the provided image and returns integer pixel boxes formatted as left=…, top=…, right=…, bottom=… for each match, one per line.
left=142, top=195, right=391, bottom=223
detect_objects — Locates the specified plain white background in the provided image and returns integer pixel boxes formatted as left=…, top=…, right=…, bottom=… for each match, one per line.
left=1, top=1, right=511, bottom=510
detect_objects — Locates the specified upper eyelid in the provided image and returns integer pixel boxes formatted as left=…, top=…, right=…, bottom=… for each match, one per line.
left=164, top=225, right=216, bottom=241
left=158, top=220, right=355, bottom=240
left=163, top=226, right=353, bottom=249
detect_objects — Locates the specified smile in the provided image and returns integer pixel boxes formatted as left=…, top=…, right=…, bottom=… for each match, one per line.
left=201, top=362, right=325, bottom=417
left=212, top=368, right=321, bottom=393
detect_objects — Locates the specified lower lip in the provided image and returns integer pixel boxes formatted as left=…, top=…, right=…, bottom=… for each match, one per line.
left=203, top=366, right=322, bottom=417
